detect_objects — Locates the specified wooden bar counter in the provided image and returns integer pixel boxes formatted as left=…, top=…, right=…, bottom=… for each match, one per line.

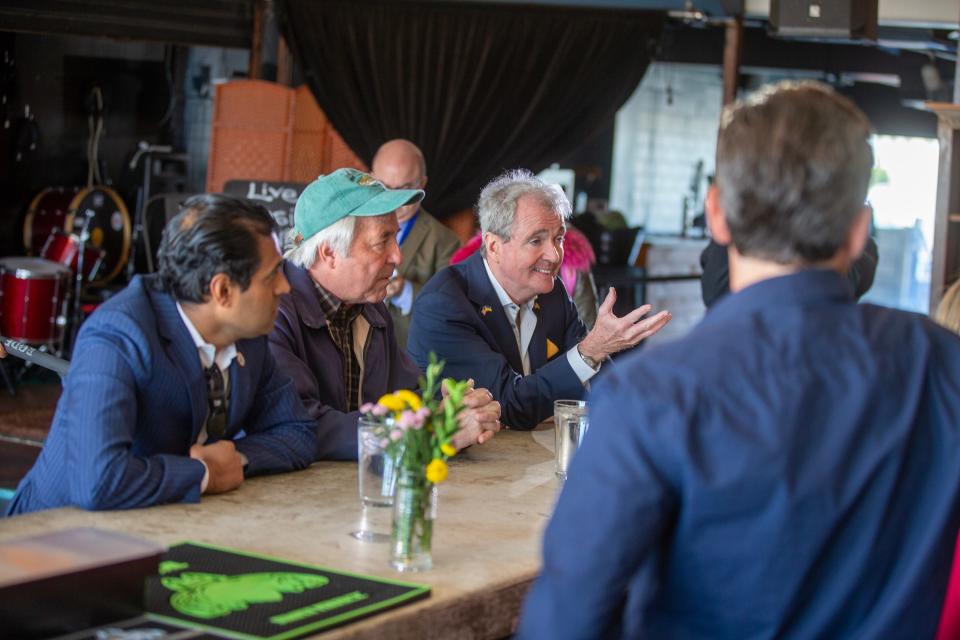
left=0, top=428, right=561, bottom=638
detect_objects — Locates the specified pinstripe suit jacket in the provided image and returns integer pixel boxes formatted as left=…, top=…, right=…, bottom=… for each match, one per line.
left=6, top=275, right=317, bottom=515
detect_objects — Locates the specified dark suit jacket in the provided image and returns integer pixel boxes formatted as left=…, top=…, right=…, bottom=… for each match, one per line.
left=7, top=275, right=317, bottom=515
left=700, top=236, right=880, bottom=307
left=269, top=262, right=421, bottom=461
left=408, top=253, right=587, bottom=429
left=391, top=210, right=460, bottom=347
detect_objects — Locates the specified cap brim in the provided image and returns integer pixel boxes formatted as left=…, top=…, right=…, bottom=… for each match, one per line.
left=353, top=188, right=425, bottom=216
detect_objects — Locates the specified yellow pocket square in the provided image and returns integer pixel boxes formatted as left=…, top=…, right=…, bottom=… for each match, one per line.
left=546, top=338, right=559, bottom=359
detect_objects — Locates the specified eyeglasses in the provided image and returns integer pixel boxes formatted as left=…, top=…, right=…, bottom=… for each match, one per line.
left=205, top=365, right=228, bottom=439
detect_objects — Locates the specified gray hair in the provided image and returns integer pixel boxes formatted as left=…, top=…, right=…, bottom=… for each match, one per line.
left=477, top=169, right=572, bottom=253
left=284, top=215, right=357, bottom=268
left=716, top=80, right=873, bottom=264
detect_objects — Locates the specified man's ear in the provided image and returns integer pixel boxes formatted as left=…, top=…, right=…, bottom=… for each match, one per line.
left=316, top=242, right=337, bottom=268
left=209, top=272, right=233, bottom=307
left=844, top=205, right=871, bottom=260
left=705, top=185, right=732, bottom=247
left=421, top=175, right=428, bottom=190
left=483, top=232, right=500, bottom=261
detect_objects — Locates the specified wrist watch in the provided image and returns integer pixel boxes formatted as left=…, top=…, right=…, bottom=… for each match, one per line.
left=577, top=344, right=601, bottom=370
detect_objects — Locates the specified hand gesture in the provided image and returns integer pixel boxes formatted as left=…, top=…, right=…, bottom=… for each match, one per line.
left=578, top=289, right=672, bottom=362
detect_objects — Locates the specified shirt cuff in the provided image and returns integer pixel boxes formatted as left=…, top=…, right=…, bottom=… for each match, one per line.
left=567, top=346, right=600, bottom=384
left=390, top=280, right=414, bottom=316
left=198, top=459, right=210, bottom=494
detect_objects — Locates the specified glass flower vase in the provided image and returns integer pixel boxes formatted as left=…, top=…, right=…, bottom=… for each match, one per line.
left=389, top=468, right=437, bottom=571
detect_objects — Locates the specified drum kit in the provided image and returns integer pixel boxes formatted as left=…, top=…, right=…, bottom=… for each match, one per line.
left=0, top=185, right=131, bottom=360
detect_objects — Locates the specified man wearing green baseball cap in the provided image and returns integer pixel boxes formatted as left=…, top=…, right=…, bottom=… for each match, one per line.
left=268, top=168, right=501, bottom=461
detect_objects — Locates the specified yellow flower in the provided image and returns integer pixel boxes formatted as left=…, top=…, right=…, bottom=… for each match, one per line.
left=425, top=459, right=448, bottom=483
left=395, top=389, right=423, bottom=411
left=440, top=442, right=457, bottom=457
left=377, top=393, right=405, bottom=413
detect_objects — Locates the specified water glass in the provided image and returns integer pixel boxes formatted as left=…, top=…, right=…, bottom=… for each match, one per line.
left=351, top=418, right=399, bottom=543
left=554, top=400, right=588, bottom=480
left=357, top=418, right=398, bottom=507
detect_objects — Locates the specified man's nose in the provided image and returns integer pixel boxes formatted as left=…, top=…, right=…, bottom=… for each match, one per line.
left=389, top=238, right=403, bottom=266
left=543, top=242, right=561, bottom=264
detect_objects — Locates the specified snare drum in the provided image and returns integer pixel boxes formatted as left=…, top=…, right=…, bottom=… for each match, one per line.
left=41, top=229, right=105, bottom=282
left=0, top=258, right=72, bottom=344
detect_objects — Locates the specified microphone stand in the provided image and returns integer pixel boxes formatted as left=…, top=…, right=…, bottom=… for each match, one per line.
left=128, top=141, right=173, bottom=280
left=68, top=212, right=95, bottom=358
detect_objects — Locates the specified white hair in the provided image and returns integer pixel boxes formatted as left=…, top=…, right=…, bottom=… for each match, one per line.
left=477, top=169, right=571, bottom=254
left=284, top=215, right=357, bottom=268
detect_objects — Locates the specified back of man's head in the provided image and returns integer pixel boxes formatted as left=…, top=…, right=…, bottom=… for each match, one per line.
left=717, top=81, right=873, bottom=265
left=157, top=194, right=277, bottom=303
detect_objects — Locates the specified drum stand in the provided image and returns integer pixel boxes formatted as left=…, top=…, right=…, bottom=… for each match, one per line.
left=0, top=357, right=13, bottom=395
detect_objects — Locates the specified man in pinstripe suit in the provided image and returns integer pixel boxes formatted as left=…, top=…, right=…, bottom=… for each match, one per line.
left=6, top=195, right=317, bottom=515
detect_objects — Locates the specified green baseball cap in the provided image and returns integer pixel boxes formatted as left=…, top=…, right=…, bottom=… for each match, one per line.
left=292, top=168, right=424, bottom=244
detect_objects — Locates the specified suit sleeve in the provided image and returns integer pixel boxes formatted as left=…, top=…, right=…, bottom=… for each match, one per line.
left=63, top=312, right=206, bottom=510
left=409, top=288, right=584, bottom=429
left=268, top=306, right=359, bottom=461
left=232, top=343, right=318, bottom=475
left=517, top=369, right=680, bottom=638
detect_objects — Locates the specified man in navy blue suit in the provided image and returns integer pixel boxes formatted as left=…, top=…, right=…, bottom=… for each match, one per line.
left=408, top=170, right=671, bottom=429
left=518, top=82, right=960, bottom=638
left=6, top=195, right=317, bottom=515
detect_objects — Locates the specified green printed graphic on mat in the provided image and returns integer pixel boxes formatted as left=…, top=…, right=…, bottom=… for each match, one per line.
left=159, top=560, right=190, bottom=575
left=269, top=591, right=369, bottom=625
left=161, top=571, right=330, bottom=619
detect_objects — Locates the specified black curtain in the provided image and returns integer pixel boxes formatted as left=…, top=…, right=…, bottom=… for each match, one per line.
left=279, top=0, right=663, bottom=218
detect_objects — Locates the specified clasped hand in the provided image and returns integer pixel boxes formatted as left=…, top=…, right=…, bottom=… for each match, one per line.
left=190, top=440, right=244, bottom=494
left=443, top=378, right=501, bottom=450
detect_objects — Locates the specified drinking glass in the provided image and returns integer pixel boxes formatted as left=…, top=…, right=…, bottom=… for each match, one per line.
left=554, top=400, right=588, bottom=480
left=350, top=417, right=399, bottom=542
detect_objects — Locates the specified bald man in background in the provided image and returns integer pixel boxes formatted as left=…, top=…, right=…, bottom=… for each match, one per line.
left=371, top=139, right=460, bottom=347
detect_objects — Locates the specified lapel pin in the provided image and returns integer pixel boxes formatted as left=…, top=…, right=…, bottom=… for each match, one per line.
left=237, top=352, right=246, bottom=367
left=480, top=305, right=493, bottom=317
left=534, top=302, right=541, bottom=311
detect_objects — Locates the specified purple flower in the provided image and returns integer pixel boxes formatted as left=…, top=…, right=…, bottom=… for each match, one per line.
left=398, top=410, right=416, bottom=430
left=359, top=402, right=374, bottom=414
left=372, top=404, right=389, bottom=417
left=389, top=429, right=403, bottom=442
left=416, top=407, right=432, bottom=422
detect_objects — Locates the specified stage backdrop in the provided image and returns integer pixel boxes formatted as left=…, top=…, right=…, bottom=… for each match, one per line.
left=278, top=0, right=664, bottom=219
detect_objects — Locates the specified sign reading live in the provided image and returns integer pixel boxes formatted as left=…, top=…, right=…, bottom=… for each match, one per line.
left=224, top=180, right=306, bottom=246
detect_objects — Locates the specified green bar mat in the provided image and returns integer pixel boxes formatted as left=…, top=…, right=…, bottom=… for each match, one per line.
left=145, top=542, right=430, bottom=640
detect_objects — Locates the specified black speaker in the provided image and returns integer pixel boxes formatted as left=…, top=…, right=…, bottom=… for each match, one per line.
left=770, top=0, right=878, bottom=40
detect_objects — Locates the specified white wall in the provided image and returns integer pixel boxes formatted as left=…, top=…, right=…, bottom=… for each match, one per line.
left=610, top=63, right=723, bottom=233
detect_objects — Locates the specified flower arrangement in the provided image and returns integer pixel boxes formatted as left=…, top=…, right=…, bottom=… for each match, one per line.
left=359, top=354, right=469, bottom=571
left=360, top=355, right=468, bottom=484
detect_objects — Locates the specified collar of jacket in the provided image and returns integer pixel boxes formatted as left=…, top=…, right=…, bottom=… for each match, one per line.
left=282, top=260, right=389, bottom=331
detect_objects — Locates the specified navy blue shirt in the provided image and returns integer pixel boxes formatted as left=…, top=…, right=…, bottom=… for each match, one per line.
left=519, top=269, right=960, bottom=639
